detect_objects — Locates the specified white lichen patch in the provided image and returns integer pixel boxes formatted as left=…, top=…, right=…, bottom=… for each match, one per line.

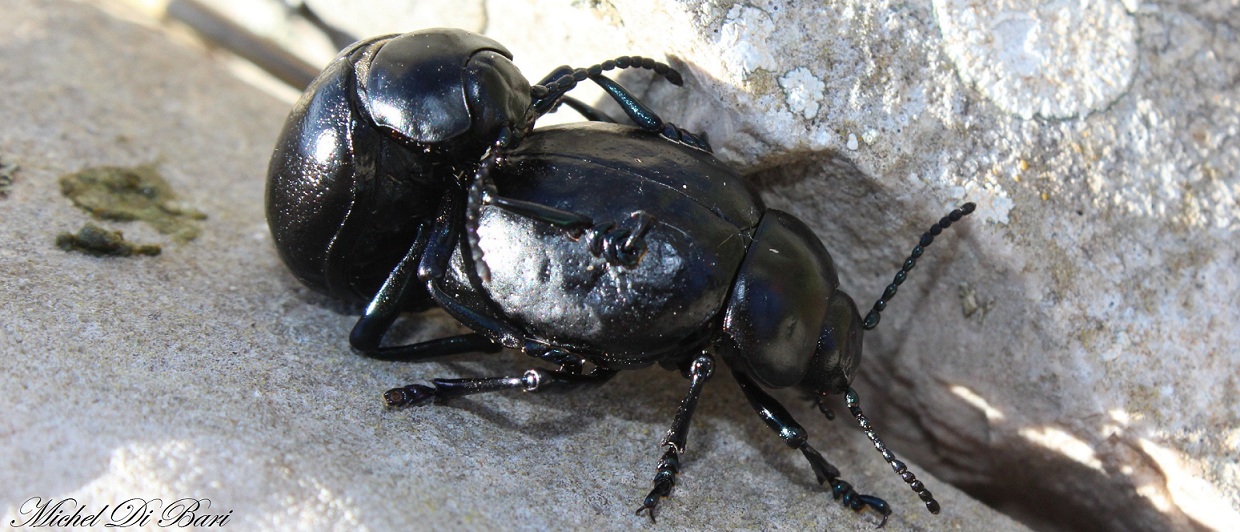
left=778, top=67, right=826, bottom=119
left=934, top=0, right=1138, bottom=119
left=718, top=4, right=778, bottom=78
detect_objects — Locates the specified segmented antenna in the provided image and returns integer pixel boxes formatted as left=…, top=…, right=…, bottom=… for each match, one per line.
left=465, top=134, right=509, bottom=283
left=847, top=387, right=941, bottom=515
left=862, top=203, right=976, bottom=330
left=838, top=202, right=974, bottom=516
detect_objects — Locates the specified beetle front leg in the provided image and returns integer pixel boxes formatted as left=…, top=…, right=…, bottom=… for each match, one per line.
left=732, top=370, right=893, bottom=527
left=531, top=57, right=684, bottom=115
left=587, top=75, right=711, bottom=152
left=556, top=95, right=619, bottom=123
left=531, top=61, right=712, bottom=152
left=636, top=352, right=714, bottom=522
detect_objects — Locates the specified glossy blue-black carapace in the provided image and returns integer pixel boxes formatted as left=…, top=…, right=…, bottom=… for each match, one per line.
left=267, top=28, right=691, bottom=308
left=266, top=27, right=975, bottom=527
left=266, top=29, right=520, bottom=306
left=449, top=122, right=860, bottom=387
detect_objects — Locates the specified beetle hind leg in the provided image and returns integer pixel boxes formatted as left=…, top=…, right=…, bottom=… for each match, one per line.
left=733, top=370, right=893, bottom=526
left=385, top=366, right=617, bottom=407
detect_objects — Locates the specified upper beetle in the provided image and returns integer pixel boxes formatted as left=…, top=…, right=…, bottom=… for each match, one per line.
left=266, top=28, right=976, bottom=526
left=267, top=28, right=700, bottom=310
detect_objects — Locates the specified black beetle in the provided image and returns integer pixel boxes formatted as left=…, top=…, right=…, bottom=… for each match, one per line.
left=266, top=28, right=975, bottom=526
left=267, top=28, right=705, bottom=310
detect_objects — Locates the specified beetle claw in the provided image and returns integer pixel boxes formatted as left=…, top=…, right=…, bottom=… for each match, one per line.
left=634, top=493, right=662, bottom=523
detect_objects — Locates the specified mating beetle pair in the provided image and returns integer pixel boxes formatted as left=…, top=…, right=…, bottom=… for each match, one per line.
left=266, top=28, right=973, bottom=525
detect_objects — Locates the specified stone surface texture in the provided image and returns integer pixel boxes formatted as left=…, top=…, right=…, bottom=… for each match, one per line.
left=2, top=0, right=1237, bottom=531
left=588, top=1, right=1239, bottom=531
left=0, top=1, right=1023, bottom=531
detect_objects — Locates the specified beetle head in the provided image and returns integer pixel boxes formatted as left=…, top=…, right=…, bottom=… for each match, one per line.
left=355, top=28, right=531, bottom=158
left=798, top=289, right=864, bottom=396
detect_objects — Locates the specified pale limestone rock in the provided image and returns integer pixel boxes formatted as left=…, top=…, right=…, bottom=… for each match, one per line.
left=6, top=0, right=1237, bottom=530
left=0, top=1, right=1027, bottom=531
left=589, top=1, right=1239, bottom=530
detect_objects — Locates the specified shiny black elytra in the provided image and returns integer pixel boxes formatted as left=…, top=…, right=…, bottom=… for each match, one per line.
left=265, top=28, right=975, bottom=526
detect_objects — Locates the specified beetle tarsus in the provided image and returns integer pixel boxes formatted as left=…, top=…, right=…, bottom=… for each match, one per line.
left=586, top=211, right=656, bottom=268
left=659, top=122, right=713, bottom=152
left=797, top=442, right=842, bottom=485
left=384, top=384, right=437, bottom=407
left=483, top=194, right=657, bottom=268
left=829, top=478, right=893, bottom=527
left=386, top=367, right=617, bottom=409
left=635, top=447, right=679, bottom=522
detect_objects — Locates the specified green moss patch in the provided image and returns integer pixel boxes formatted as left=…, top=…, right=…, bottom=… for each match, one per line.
left=59, top=164, right=206, bottom=243
left=56, top=223, right=161, bottom=257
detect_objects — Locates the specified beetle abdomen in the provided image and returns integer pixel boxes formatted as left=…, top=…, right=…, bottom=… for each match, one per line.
left=267, top=52, right=362, bottom=296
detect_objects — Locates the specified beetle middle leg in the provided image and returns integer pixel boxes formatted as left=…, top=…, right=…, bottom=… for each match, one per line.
left=348, top=223, right=505, bottom=360
left=635, top=352, right=714, bottom=522
left=732, top=369, right=894, bottom=526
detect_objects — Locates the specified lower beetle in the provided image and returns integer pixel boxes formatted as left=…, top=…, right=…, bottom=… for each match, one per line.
left=354, top=122, right=970, bottom=524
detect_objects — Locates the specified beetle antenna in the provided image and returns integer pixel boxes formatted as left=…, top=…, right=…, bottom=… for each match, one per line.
left=847, top=387, right=941, bottom=515
left=862, top=203, right=975, bottom=330
left=465, top=134, right=509, bottom=283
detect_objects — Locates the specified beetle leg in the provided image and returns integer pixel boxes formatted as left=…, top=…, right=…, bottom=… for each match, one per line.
left=636, top=353, right=714, bottom=522
left=530, top=55, right=684, bottom=117
left=485, top=195, right=595, bottom=235
left=521, top=342, right=590, bottom=373
left=413, top=191, right=528, bottom=349
left=481, top=194, right=657, bottom=268
left=528, top=59, right=712, bottom=152
left=359, top=334, right=503, bottom=363
left=345, top=221, right=505, bottom=361
left=349, top=224, right=432, bottom=352
left=557, top=95, right=619, bottom=123
left=586, top=75, right=712, bottom=153
left=732, top=370, right=893, bottom=527
left=384, top=366, right=618, bottom=407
